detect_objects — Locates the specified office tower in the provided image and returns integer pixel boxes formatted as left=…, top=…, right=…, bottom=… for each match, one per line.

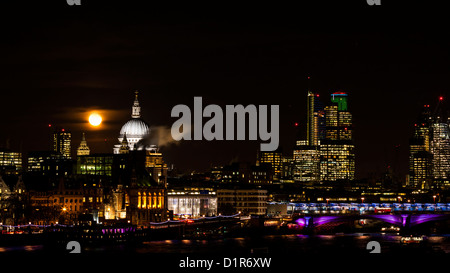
left=307, top=91, right=325, bottom=146
left=53, top=128, right=72, bottom=159
left=0, top=149, right=22, bottom=175
left=293, top=90, right=323, bottom=183
left=319, top=140, right=355, bottom=181
left=408, top=105, right=432, bottom=189
left=27, top=151, right=73, bottom=177
left=257, top=149, right=282, bottom=182
left=429, top=97, right=450, bottom=189
left=408, top=97, right=450, bottom=190
left=325, top=92, right=352, bottom=141
left=77, top=132, right=90, bottom=156
left=293, top=140, right=320, bottom=183
left=77, top=153, right=113, bottom=176
left=320, top=92, right=355, bottom=181
left=280, top=155, right=295, bottom=183
left=431, top=122, right=450, bottom=188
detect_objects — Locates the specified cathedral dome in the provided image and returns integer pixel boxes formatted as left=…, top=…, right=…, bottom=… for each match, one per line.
left=119, top=118, right=150, bottom=139
left=113, top=91, right=152, bottom=154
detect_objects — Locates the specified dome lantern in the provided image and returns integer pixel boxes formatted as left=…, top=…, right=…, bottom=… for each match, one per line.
left=131, top=90, right=141, bottom=118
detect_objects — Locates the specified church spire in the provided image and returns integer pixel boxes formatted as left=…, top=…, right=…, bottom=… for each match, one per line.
left=131, top=91, right=141, bottom=118
left=77, top=132, right=90, bottom=156
left=119, top=133, right=130, bottom=154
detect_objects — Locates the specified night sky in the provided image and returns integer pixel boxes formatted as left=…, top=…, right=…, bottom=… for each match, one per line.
left=1, top=1, right=449, bottom=180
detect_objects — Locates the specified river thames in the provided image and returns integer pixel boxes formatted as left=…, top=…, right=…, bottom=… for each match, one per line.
left=2, top=233, right=449, bottom=255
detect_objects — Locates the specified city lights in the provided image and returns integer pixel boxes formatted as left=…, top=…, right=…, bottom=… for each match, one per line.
left=1, top=1, right=450, bottom=262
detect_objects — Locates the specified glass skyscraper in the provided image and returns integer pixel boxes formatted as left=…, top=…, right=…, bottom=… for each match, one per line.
left=294, top=91, right=355, bottom=183
left=294, top=90, right=324, bottom=183
left=408, top=99, right=450, bottom=190
left=53, top=128, right=72, bottom=159
left=319, top=92, right=355, bottom=182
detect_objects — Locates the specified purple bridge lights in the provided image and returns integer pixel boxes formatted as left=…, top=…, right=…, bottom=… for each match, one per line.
left=365, top=214, right=448, bottom=227
left=295, top=216, right=341, bottom=228
left=295, top=214, right=450, bottom=229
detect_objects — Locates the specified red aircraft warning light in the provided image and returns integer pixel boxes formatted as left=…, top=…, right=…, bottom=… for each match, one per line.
left=439, top=96, right=444, bottom=101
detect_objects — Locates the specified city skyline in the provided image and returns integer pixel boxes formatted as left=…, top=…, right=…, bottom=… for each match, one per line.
left=1, top=1, right=450, bottom=263
left=1, top=2, right=450, bottom=180
left=1, top=88, right=448, bottom=181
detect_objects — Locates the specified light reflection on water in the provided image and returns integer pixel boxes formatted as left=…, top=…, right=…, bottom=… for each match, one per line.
left=134, top=233, right=450, bottom=254
left=0, top=234, right=448, bottom=254
left=0, top=245, right=44, bottom=252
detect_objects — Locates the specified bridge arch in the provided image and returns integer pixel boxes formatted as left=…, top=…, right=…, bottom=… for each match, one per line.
left=295, top=214, right=450, bottom=229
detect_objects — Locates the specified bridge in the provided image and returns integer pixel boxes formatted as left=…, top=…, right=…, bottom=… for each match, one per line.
left=285, top=202, right=450, bottom=232
left=295, top=213, right=450, bottom=229
left=284, top=202, right=450, bottom=214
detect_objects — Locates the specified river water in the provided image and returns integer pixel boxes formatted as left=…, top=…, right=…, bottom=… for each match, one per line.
left=1, top=233, right=449, bottom=255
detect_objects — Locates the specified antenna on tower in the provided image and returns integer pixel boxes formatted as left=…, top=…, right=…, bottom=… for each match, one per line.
left=433, top=96, right=445, bottom=121
left=307, top=76, right=311, bottom=92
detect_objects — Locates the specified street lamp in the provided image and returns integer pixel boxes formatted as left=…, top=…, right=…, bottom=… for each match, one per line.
left=433, top=195, right=437, bottom=204
left=361, top=197, right=365, bottom=203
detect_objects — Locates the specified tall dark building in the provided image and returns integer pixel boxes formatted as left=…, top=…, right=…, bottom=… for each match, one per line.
left=27, top=151, right=73, bottom=177
left=293, top=91, right=355, bottom=183
left=53, top=128, right=72, bottom=159
left=293, top=91, right=324, bottom=183
left=408, top=97, right=450, bottom=190
left=307, top=91, right=325, bottom=146
left=430, top=97, right=450, bottom=189
left=408, top=104, right=432, bottom=189
left=257, top=149, right=282, bottom=182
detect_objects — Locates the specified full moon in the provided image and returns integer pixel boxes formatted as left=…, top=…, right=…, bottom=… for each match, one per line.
left=89, top=113, right=102, bottom=126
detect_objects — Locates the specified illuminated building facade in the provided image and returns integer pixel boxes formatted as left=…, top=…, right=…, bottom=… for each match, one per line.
left=76, top=132, right=90, bottom=156
left=408, top=105, right=432, bottom=189
left=77, top=153, right=113, bottom=176
left=257, top=149, right=282, bottom=182
left=53, top=128, right=72, bottom=159
left=430, top=98, right=450, bottom=189
left=431, top=122, right=450, bottom=188
left=319, top=140, right=355, bottom=181
left=325, top=92, right=352, bottom=141
left=293, top=90, right=324, bottom=183
left=293, top=140, right=320, bottom=183
left=113, top=91, right=155, bottom=154
left=145, top=150, right=168, bottom=187
left=126, top=170, right=168, bottom=225
left=167, top=188, right=217, bottom=218
left=320, top=92, right=355, bottom=181
left=408, top=98, right=450, bottom=190
left=307, top=91, right=325, bottom=146
left=0, top=149, right=22, bottom=175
